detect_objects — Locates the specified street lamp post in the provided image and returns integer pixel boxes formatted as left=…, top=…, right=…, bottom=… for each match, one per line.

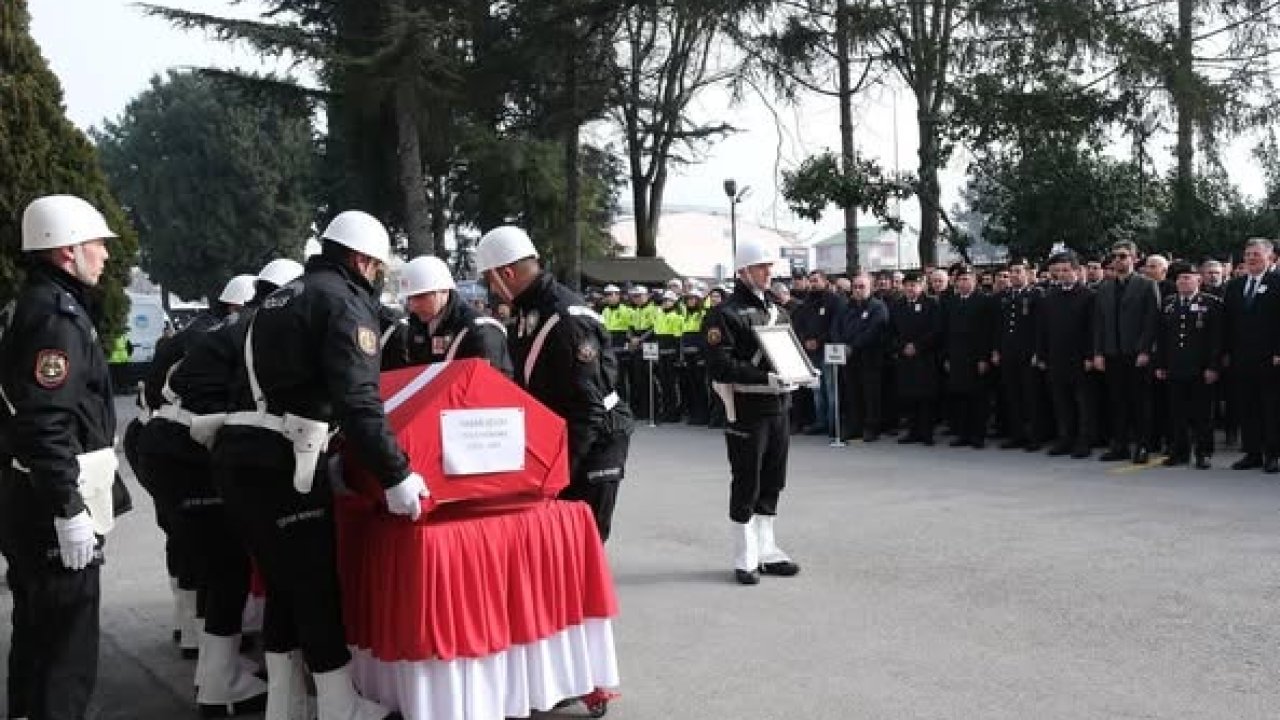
left=723, top=179, right=749, bottom=277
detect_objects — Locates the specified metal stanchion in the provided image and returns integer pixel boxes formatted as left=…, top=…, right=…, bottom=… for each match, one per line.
left=826, top=343, right=848, bottom=448
left=644, top=342, right=658, bottom=428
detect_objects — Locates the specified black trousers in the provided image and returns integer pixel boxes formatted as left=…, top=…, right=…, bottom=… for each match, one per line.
left=0, top=470, right=101, bottom=720
left=679, top=357, right=710, bottom=425
left=213, top=429, right=349, bottom=673
left=1001, top=356, right=1040, bottom=444
left=1104, top=355, right=1152, bottom=453
left=1233, top=365, right=1280, bottom=459
left=127, top=420, right=180, bottom=581
left=1049, top=374, right=1096, bottom=451
left=137, top=424, right=203, bottom=592
left=565, top=431, right=631, bottom=542
left=1167, top=378, right=1215, bottom=459
left=950, top=388, right=988, bottom=444
left=900, top=396, right=935, bottom=441
left=726, top=412, right=789, bottom=524
left=657, top=351, right=681, bottom=421
left=844, top=359, right=883, bottom=436
left=630, top=355, right=656, bottom=421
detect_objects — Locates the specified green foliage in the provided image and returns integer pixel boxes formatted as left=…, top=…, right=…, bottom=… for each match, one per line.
left=781, top=151, right=913, bottom=227
left=0, top=0, right=138, bottom=342
left=92, top=71, right=317, bottom=301
left=962, top=144, right=1152, bottom=262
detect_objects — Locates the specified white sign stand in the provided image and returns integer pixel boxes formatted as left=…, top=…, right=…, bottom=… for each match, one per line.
left=824, top=343, right=848, bottom=448
left=642, top=342, right=660, bottom=428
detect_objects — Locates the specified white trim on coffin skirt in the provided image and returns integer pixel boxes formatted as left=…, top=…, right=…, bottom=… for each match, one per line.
left=350, top=618, right=619, bottom=720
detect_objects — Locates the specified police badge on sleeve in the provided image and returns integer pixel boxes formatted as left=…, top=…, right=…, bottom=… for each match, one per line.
left=34, top=349, right=69, bottom=389
left=356, top=326, right=379, bottom=356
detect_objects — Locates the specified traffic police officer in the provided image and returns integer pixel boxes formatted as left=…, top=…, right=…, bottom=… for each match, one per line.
left=213, top=211, right=414, bottom=720
left=474, top=226, right=634, bottom=541
left=678, top=286, right=710, bottom=425
left=656, top=289, right=684, bottom=421
left=0, top=195, right=118, bottom=720
left=397, top=255, right=513, bottom=375
left=703, top=237, right=816, bottom=585
left=1155, top=262, right=1224, bottom=468
left=601, top=285, right=633, bottom=402
left=627, top=286, right=661, bottom=419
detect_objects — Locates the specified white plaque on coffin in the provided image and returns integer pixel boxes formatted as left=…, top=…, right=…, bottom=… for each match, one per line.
left=439, top=408, right=526, bottom=476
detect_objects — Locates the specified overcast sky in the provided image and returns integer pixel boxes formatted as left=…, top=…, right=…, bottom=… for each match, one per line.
left=28, top=0, right=1267, bottom=245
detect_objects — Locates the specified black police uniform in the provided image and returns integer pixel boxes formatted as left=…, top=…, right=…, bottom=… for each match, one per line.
left=1156, top=292, right=1224, bottom=465
left=509, top=272, right=634, bottom=541
left=0, top=263, right=115, bottom=720
left=378, top=304, right=410, bottom=370
left=165, top=307, right=262, bottom=647
left=890, top=294, right=943, bottom=444
left=702, top=281, right=795, bottom=525
left=678, top=305, right=711, bottom=426
left=402, top=292, right=514, bottom=376
left=995, top=285, right=1045, bottom=449
left=1037, top=283, right=1098, bottom=457
left=212, top=255, right=410, bottom=674
left=135, top=310, right=225, bottom=626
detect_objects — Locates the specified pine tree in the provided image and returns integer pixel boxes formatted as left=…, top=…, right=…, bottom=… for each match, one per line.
left=0, top=0, right=138, bottom=341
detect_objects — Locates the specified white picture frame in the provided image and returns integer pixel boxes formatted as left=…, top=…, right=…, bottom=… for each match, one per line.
left=753, top=325, right=817, bottom=383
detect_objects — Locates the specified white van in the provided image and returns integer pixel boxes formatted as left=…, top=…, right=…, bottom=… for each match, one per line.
left=124, top=291, right=171, bottom=364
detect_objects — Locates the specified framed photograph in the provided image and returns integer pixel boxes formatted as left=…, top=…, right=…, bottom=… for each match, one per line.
left=753, top=325, right=817, bottom=383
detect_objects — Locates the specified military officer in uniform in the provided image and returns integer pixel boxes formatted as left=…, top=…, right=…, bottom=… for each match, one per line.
left=941, top=266, right=995, bottom=449
left=474, top=226, right=634, bottom=541
left=702, top=238, right=816, bottom=585
left=1037, top=252, right=1098, bottom=459
left=396, top=255, right=512, bottom=375
left=1155, top=262, right=1223, bottom=468
left=0, top=195, right=119, bottom=720
left=213, top=212, right=412, bottom=720
left=993, top=260, right=1044, bottom=450
left=890, top=273, right=943, bottom=445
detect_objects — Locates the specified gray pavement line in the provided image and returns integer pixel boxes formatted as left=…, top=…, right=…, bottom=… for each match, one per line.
left=98, top=626, right=192, bottom=707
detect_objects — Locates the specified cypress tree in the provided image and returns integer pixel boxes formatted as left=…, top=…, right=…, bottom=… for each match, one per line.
left=0, top=0, right=138, bottom=340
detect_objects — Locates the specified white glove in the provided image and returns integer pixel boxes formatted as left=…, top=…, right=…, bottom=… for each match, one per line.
left=384, top=472, right=429, bottom=521
left=767, top=372, right=793, bottom=392
left=53, top=511, right=96, bottom=570
left=801, top=369, right=822, bottom=389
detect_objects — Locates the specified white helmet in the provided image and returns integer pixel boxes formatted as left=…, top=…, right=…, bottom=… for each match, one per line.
left=475, top=226, right=538, bottom=273
left=21, top=195, right=117, bottom=252
left=258, top=258, right=304, bottom=288
left=218, top=274, right=258, bottom=305
left=603, top=284, right=621, bottom=294
left=401, top=255, right=455, bottom=296
left=662, top=289, right=679, bottom=302
left=735, top=237, right=776, bottom=270
left=321, top=211, right=390, bottom=264
left=628, top=285, right=648, bottom=296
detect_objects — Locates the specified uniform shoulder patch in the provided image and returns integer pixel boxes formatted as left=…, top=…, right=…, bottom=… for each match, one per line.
left=34, top=349, right=69, bottom=389
left=356, top=325, right=379, bottom=356
left=706, top=326, right=722, bottom=346
left=576, top=341, right=599, bottom=363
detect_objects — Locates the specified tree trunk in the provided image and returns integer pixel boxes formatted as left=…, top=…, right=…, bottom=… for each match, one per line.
left=916, top=97, right=940, bottom=268
left=629, top=143, right=654, bottom=257
left=644, top=163, right=667, bottom=259
left=836, top=0, right=860, bottom=276
left=428, top=172, right=448, bottom=259
left=565, top=40, right=582, bottom=291
left=394, top=80, right=434, bottom=258
left=1172, top=0, right=1195, bottom=248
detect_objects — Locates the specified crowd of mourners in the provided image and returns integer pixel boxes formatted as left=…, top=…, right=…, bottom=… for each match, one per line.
left=475, top=237, right=1280, bottom=473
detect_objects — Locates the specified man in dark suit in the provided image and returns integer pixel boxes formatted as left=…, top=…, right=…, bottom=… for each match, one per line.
left=993, top=259, right=1044, bottom=450
left=791, top=271, right=845, bottom=436
left=1223, top=237, right=1280, bottom=472
left=1092, top=241, right=1162, bottom=464
left=1037, top=252, right=1098, bottom=458
left=1155, top=262, right=1224, bottom=469
left=890, top=273, right=943, bottom=445
left=941, top=266, right=995, bottom=448
left=835, top=273, right=891, bottom=441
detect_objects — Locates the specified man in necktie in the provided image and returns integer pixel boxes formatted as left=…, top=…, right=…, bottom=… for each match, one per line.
left=1222, top=237, right=1280, bottom=472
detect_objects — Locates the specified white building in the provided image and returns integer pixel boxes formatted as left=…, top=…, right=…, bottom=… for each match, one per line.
left=610, top=206, right=807, bottom=281
left=811, top=226, right=922, bottom=274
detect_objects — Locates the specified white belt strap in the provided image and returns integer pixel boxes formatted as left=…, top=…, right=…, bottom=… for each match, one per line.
left=244, top=315, right=267, bottom=414
left=380, top=318, right=407, bottom=351
left=160, top=359, right=183, bottom=406
left=523, top=313, right=562, bottom=385
left=155, top=404, right=194, bottom=426
left=444, top=328, right=469, bottom=362
left=224, top=411, right=285, bottom=433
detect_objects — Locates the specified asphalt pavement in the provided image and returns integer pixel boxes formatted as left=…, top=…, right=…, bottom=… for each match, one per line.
left=2, top=401, right=1279, bottom=719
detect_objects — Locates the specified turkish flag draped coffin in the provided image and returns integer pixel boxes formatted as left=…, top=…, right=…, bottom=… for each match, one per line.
left=342, top=359, right=569, bottom=518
